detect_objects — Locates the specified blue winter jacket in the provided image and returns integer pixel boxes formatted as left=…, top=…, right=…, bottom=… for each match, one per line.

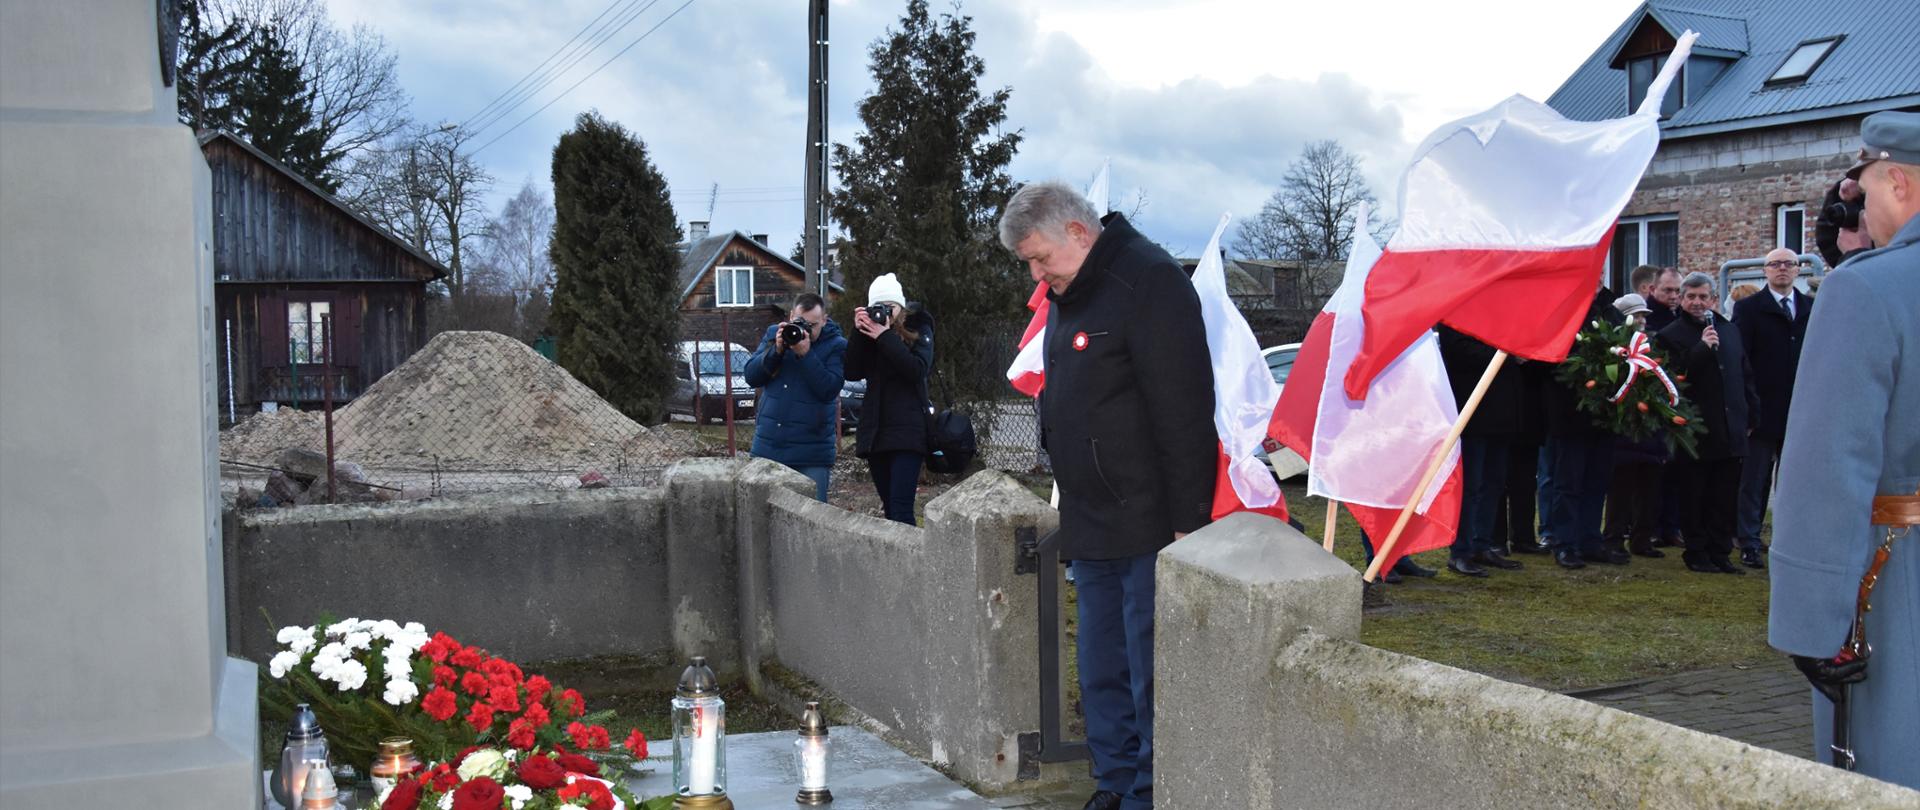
left=743, top=320, right=846, bottom=468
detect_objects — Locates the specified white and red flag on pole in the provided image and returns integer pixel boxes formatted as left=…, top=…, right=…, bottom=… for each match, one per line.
left=1006, top=161, right=1111, bottom=397
left=1191, top=214, right=1288, bottom=521
left=1340, top=32, right=1697, bottom=400
left=1269, top=203, right=1461, bottom=571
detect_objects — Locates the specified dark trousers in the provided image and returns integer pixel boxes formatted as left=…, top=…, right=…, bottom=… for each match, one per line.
left=1075, top=552, right=1157, bottom=809
left=867, top=451, right=923, bottom=525
left=1494, top=439, right=1541, bottom=551
left=1546, top=434, right=1612, bottom=555
left=1536, top=444, right=1558, bottom=541
left=1452, top=435, right=1511, bottom=559
left=1736, top=434, right=1780, bottom=551
left=1603, top=462, right=1664, bottom=547
left=1675, top=456, right=1742, bottom=563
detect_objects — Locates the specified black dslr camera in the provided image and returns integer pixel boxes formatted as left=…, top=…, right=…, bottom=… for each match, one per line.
left=1823, top=197, right=1864, bottom=230
left=779, top=319, right=810, bottom=346
left=864, top=303, right=892, bottom=325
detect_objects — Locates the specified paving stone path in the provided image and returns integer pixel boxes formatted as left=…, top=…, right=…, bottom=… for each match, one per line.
left=1569, top=658, right=1815, bottom=757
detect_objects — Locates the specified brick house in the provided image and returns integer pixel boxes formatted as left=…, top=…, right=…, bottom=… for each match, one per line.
left=675, top=221, right=842, bottom=348
left=1547, top=0, right=1919, bottom=290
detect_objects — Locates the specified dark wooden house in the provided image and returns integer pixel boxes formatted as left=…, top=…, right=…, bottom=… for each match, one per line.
left=675, top=222, right=841, bottom=348
left=201, top=131, right=447, bottom=420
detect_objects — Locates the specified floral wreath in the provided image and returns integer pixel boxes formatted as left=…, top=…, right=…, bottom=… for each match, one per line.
left=1554, top=318, right=1706, bottom=458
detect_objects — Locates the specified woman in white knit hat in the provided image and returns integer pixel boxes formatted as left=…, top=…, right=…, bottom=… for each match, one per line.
left=843, top=272, right=935, bottom=524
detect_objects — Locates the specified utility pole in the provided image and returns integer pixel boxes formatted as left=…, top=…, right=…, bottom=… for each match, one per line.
left=803, top=0, right=830, bottom=297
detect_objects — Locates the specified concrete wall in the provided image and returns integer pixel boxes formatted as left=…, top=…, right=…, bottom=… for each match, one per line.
left=0, top=1, right=258, bottom=807
left=1156, top=514, right=1920, bottom=809
left=764, top=471, right=1055, bottom=790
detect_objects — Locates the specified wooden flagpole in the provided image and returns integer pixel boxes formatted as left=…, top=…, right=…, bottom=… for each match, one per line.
left=1361, top=350, right=1509, bottom=582
left=1323, top=500, right=1339, bottom=552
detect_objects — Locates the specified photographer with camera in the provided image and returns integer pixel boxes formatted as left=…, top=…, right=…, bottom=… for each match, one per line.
left=743, top=293, right=846, bottom=501
left=843, top=272, right=934, bottom=525
left=1815, top=177, right=1874, bottom=269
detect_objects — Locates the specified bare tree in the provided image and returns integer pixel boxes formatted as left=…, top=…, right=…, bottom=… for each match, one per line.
left=338, top=124, right=492, bottom=302
left=481, top=181, right=556, bottom=338
left=421, top=126, right=494, bottom=302
left=1234, top=140, right=1385, bottom=305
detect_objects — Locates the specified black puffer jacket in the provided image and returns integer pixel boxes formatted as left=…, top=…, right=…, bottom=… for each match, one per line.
left=843, top=308, right=934, bottom=458
left=1040, top=213, right=1217, bottom=561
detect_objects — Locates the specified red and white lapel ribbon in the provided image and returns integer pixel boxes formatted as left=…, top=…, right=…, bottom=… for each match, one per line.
left=1608, top=330, right=1679, bottom=405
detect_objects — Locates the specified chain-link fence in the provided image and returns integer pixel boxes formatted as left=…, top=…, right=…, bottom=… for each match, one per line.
left=219, top=330, right=722, bottom=507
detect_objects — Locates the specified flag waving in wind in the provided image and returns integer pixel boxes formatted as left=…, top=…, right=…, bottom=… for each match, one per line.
left=1191, top=214, right=1288, bottom=521
left=1342, top=33, right=1698, bottom=400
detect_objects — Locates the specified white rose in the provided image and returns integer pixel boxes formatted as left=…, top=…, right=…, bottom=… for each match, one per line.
left=384, top=657, right=413, bottom=680
left=456, top=748, right=507, bottom=782
left=325, top=618, right=356, bottom=636
left=277, top=626, right=311, bottom=645
left=372, top=619, right=402, bottom=639
left=382, top=679, right=419, bottom=706
left=288, top=632, right=317, bottom=656
left=344, top=631, right=374, bottom=651
left=268, top=650, right=301, bottom=679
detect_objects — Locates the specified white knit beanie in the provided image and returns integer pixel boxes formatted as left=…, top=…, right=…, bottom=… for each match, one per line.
left=867, top=273, right=906, bottom=309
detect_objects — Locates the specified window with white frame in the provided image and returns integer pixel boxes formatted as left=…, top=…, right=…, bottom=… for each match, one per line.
left=1607, top=214, right=1679, bottom=291
left=715, top=266, right=753, bottom=307
left=287, top=300, right=332, bottom=363
left=1776, top=204, right=1806, bottom=255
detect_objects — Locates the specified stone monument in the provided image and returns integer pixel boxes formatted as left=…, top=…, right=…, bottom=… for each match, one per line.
left=0, top=1, right=259, bottom=806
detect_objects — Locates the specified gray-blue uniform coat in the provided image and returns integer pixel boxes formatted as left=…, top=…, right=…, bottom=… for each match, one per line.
left=1768, top=212, right=1920, bottom=788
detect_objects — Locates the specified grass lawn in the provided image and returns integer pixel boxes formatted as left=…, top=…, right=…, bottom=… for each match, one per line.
left=1279, top=484, right=1776, bottom=691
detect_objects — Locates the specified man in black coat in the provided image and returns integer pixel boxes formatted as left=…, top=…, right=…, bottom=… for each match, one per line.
left=1438, top=325, right=1526, bottom=576
left=999, top=181, right=1216, bottom=810
left=1645, top=267, right=1683, bottom=332
left=1658, top=272, right=1761, bottom=575
left=1542, top=288, right=1629, bottom=569
left=1731, top=248, right=1813, bottom=568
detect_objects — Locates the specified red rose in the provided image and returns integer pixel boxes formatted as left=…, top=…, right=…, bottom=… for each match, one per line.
left=488, top=683, right=521, bottom=713
left=451, top=646, right=484, bottom=668
left=421, top=632, right=461, bottom=663
left=624, top=728, right=648, bottom=759
left=524, top=675, right=552, bottom=701
left=421, top=687, right=459, bottom=722
left=558, top=688, right=585, bottom=717
left=460, top=671, right=490, bottom=697
left=506, top=716, right=537, bottom=750
left=556, top=779, right=614, bottom=810
left=465, top=700, right=496, bottom=733
left=450, top=776, right=505, bottom=810
left=555, top=752, right=600, bottom=776
left=521, top=701, right=550, bottom=728
left=427, top=764, right=461, bottom=793
left=517, top=754, right=568, bottom=790
left=433, top=665, right=457, bottom=688
left=380, top=776, right=424, bottom=810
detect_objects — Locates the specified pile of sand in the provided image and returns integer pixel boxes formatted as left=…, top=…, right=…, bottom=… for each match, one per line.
left=220, top=331, right=708, bottom=473
left=219, top=408, right=323, bottom=466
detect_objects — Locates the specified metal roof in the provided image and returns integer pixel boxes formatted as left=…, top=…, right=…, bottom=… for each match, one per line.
left=674, top=231, right=844, bottom=303
left=1548, top=0, right=1920, bottom=138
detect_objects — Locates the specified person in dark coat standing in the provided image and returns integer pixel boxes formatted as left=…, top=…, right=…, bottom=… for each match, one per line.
left=1658, top=272, right=1760, bottom=575
left=1645, top=267, right=1683, bottom=333
left=743, top=293, right=846, bottom=501
left=1493, top=355, right=1552, bottom=556
left=1438, top=325, right=1526, bottom=577
left=843, top=273, right=934, bottom=525
left=1543, top=288, right=1629, bottom=569
left=1000, top=181, right=1216, bottom=810
left=1731, top=248, right=1814, bottom=568
left=1601, top=294, right=1672, bottom=558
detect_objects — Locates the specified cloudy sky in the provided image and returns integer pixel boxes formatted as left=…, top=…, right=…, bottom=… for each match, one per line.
left=331, top=0, right=1642, bottom=256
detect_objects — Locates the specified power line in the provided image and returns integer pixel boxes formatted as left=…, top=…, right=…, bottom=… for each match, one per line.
left=464, top=0, right=666, bottom=138
left=471, top=0, right=699, bottom=156
left=459, top=0, right=637, bottom=131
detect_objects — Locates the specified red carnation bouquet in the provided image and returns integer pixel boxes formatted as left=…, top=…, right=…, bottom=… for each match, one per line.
left=377, top=742, right=671, bottom=810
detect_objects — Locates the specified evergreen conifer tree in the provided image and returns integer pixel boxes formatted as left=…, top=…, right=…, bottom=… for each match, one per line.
left=175, top=0, right=253, bottom=133
left=548, top=111, right=683, bottom=423
left=233, top=25, right=333, bottom=190
left=832, top=0, right=1022, bottom=404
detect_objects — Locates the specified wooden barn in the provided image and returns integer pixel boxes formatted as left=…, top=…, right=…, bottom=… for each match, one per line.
left=201, top=131, right=448, bottom=421
left=675, top=221, right=842, bottom=348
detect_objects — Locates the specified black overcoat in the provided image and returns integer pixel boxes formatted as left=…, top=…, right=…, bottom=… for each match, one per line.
left=844, top=310, right=934, bottom=459
left=1732, top=288, right=1812, bottom=442
left=1658, top=311, right=1760, bottom=460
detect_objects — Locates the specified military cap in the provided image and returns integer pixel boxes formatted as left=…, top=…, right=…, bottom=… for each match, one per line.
left=1845, top=110, right=1920, bottom=179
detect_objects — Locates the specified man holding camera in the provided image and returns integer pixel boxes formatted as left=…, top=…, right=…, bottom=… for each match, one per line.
left=743, top=293, right=846, bottom=501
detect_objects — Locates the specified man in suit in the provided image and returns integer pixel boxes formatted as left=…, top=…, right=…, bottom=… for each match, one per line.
left=1438, top=326, right=1526, bottom=576
left=1000, top=181, right=1217, bottom=810
left=1658, top=273, right=1760, bottom=575
left=1731, top=248, right=1813, bottom=568
left=1770, top=110, right=1920, bottom=787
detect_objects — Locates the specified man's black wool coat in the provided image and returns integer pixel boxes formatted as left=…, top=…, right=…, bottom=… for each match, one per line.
left=1040, top=213, right=1217, bottom=561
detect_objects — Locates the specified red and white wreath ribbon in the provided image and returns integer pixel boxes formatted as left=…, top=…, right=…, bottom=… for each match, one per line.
left=1609, top=330, right=1679, bottom=406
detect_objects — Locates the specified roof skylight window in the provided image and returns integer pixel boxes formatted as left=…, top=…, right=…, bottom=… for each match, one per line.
left=1767, top=37, right=1841, bottom=85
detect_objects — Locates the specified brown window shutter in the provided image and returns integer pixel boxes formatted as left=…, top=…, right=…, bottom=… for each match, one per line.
left=333, top=292, right=362, bottom=367
left=260, top=292, right=289, bottom=367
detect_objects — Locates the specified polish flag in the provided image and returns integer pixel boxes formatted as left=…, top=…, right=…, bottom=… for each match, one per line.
left=1006, top=161, right=1111, bottom=397
left=1270, top=204, right=1460, bottom=573
left=1192, top=215, right=1288, bottom=521
left=1341, top=33, right=1696, bottom=400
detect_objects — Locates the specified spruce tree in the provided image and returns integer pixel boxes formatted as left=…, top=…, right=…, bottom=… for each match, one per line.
left=832, top=0, right=1022, bottom=405
left=548, top=111, right=682, bottom=423
left=232, top=25, right=332, bottom=190
left=175, top=0, right=253, bottom=132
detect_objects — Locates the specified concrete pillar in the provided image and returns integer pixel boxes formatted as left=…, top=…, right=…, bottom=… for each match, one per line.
left=663, top=459, right=746, bottom=675
left=0, top=1, right=258, bottom=807
left=731, top=459, right=814, bottom=694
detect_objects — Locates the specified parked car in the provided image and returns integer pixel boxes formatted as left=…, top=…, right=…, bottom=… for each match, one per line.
left=1257, top=343, right=1307, bottom=480
left=666, top=341, right=756, bottom=423
left=837, top=379, right=866, bottom=435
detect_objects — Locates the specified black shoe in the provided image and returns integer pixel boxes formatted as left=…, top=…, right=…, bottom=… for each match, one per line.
left=1471, top=551, right=1523, bottom=570
left=1740, top=549, right=1766, bottom=569
left=1581, top=549, right=1631, bottom=565
left=1654, top=532, right=1684, bottom=548
left=1712, top=557, right=1747, bottom=576
left=1393, top=558, right=1439, bottom=578
left=1448, top=557, right=1489, bottom=577
left=1082, top=790, right=1123, bottom=810
left=1555, top=549, right=1587, bottom=569
left=1629, top=540, right=1666, bottom=558
left=1508, top=539, right=1550, bottom=555
left=1382, top=568, right=1404, bottom=584
left=1684, top=558, right=1719, bottom=573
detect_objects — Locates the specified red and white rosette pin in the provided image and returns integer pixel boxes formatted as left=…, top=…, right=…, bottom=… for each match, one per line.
left=1072, top=331, right=1089, bottom=351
